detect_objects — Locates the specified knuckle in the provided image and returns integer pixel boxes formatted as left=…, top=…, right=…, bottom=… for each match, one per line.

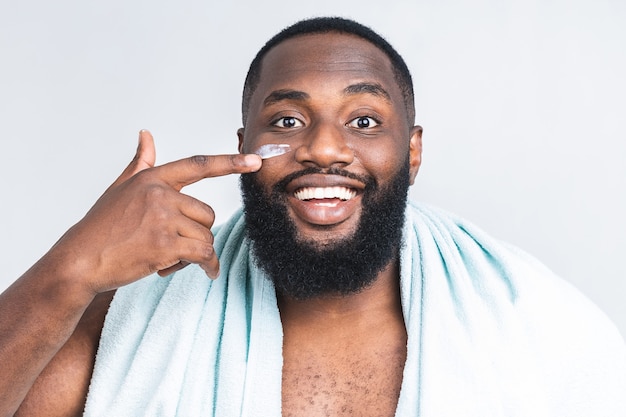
left=197, top=242, right=215, bottom=261
left=153, top=230, right=175, bottom=250
left=204, top=204, right=216, bottom=223
left=206, top=231, right=214, bottom=245
left=133, top=167, right=156, bottom=183
left=153, top=206, right=171, bottom=223
left=190, top=198, right=216, bottom=227
left=204, top=242, right=215, bottom=258
left=228, top=154, right=245, bottom=169
left=194, top=223, right=214, bottom=244
left=190, top=155, right=210, bottom=168
left=145, top=184, right=167, bottom=200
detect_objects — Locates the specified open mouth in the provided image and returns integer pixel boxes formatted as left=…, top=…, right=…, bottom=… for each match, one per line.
left=284, top=174, right=365, bottom=223
left=294, top=186, right=357, bottom=201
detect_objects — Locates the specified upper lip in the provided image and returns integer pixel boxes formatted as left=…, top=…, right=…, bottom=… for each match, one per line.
left=285, top=174, right=366, bottom=195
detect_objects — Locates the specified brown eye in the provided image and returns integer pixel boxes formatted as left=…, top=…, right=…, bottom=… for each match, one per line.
left=273, top=117, right=303, bottom=128
left=348, top=116, right=379, bottom=129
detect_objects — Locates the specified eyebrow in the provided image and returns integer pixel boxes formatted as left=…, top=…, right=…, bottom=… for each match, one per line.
left=263, top=89, right=310, bottom=106
left=343, top=82, right=391, bottom=102
left=261, top=82, right=392, bottom=107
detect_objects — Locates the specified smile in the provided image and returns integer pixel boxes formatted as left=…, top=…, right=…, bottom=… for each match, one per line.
left=294, top=186, right=357, bottom=201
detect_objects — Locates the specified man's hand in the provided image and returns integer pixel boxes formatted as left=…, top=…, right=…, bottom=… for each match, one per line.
left=44, top=129, right=262, bottom=296
left=0, top=130, right=262, bottom=416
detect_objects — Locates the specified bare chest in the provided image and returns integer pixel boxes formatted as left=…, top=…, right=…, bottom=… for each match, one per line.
left=281, top=341, right=406, bottom=417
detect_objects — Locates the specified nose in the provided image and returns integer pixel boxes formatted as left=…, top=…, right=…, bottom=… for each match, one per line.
left=294, top=123, right=354, bottom=168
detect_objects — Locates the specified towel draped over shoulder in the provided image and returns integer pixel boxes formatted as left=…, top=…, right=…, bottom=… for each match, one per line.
left=84, top=202, right=626, bottom=416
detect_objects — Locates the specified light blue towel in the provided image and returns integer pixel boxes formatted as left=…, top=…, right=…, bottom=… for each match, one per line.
left=84, top=202, right=626, bottom=416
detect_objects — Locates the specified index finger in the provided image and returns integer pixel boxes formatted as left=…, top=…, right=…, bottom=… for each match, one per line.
left=156, top=153, right=262, bottom=190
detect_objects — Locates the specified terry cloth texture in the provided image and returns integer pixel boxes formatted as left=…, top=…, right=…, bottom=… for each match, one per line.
left=84, top=202, right=626, bottom=416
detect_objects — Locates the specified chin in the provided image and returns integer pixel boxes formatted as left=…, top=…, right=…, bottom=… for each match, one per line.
left=293, top=220, right=360, bottom=249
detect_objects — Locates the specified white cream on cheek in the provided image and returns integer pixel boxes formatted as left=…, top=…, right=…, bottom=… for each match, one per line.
left=254, top=143, right=291, bottom=159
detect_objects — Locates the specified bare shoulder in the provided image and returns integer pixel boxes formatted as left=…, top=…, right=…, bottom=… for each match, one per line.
left=15, top=291, right=115, bottom=417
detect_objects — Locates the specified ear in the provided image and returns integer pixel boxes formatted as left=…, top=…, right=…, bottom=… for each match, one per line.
left=408, top=125, right=423, bottom=185
left=237, top=128, right=245, bottom=154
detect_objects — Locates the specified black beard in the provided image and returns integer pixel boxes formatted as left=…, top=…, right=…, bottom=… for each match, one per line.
left=239, top=159, right=410, bottom=300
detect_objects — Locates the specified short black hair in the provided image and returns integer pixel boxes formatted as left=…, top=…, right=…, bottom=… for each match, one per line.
left=241, top=17, right=415, bottom=126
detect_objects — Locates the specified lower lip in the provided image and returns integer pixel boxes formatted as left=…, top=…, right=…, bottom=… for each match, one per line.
left=288, top=196, right=360, bottom=226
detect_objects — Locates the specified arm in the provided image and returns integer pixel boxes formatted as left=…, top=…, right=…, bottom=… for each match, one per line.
left=0, top=130, right=262, bottom=416
left=0, top=265, right=103, bottom=417
left=13, top=291, right=114, bottom=417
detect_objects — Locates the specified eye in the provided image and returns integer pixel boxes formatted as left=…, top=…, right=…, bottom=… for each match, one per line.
left=273, top=117, right=303, bottom=128
left=347, top=116, right=379, bottom=129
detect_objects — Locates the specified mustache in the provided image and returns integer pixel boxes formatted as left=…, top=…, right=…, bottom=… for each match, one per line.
left=270, top=167, right=376, bottom=194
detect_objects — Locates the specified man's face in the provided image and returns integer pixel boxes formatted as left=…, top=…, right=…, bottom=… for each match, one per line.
left=238, top=32, right=422, bottom=298
left=240, top=32, right=422, bottom=243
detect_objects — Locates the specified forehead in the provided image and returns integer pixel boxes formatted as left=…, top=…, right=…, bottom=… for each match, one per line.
left=251, top=32, right=402, bottom=107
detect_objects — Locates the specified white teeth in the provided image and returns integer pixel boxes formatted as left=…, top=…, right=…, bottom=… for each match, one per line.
left=294, top=187, right=357, bottom=201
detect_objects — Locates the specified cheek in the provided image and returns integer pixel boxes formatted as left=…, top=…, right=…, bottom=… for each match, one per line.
left=253, top=158, right=290, bottom=192
left=241, top=125, right=273, bottom=154
left=353, top=140, right=409, bottom=181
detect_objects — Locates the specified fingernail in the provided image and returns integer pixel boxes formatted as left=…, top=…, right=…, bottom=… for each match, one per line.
left=138, top=129, right=146, bottom=144
left=201, top=264, right=219, bottom=279
left=243, top=154, right=262, bottom=166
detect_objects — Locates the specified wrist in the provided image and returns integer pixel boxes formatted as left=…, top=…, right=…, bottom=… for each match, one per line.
left=25, top=246, right=98, bottom=315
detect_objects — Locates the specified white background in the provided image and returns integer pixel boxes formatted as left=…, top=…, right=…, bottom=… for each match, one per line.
left=1, top=0, right=624, bottom=336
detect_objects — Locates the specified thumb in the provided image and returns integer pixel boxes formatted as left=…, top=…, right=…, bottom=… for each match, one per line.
left=130, top=129, right=156, bottom=175
left=109, top=130, right=156, bottom=189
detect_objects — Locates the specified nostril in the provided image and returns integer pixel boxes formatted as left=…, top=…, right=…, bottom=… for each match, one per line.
left=295, top=131, right=354, bottom=168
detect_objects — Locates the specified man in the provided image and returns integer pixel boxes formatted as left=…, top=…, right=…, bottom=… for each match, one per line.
left=1, top=17, right=624, bottom=417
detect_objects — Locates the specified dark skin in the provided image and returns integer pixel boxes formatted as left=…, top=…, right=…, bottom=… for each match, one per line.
left=1, top=32, right=422, bottom=416
left=0, top=134, right=262, bottom=416
left=279, top=265, right=408, bottom=417
left=239, top=33, right=422, bottom=416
